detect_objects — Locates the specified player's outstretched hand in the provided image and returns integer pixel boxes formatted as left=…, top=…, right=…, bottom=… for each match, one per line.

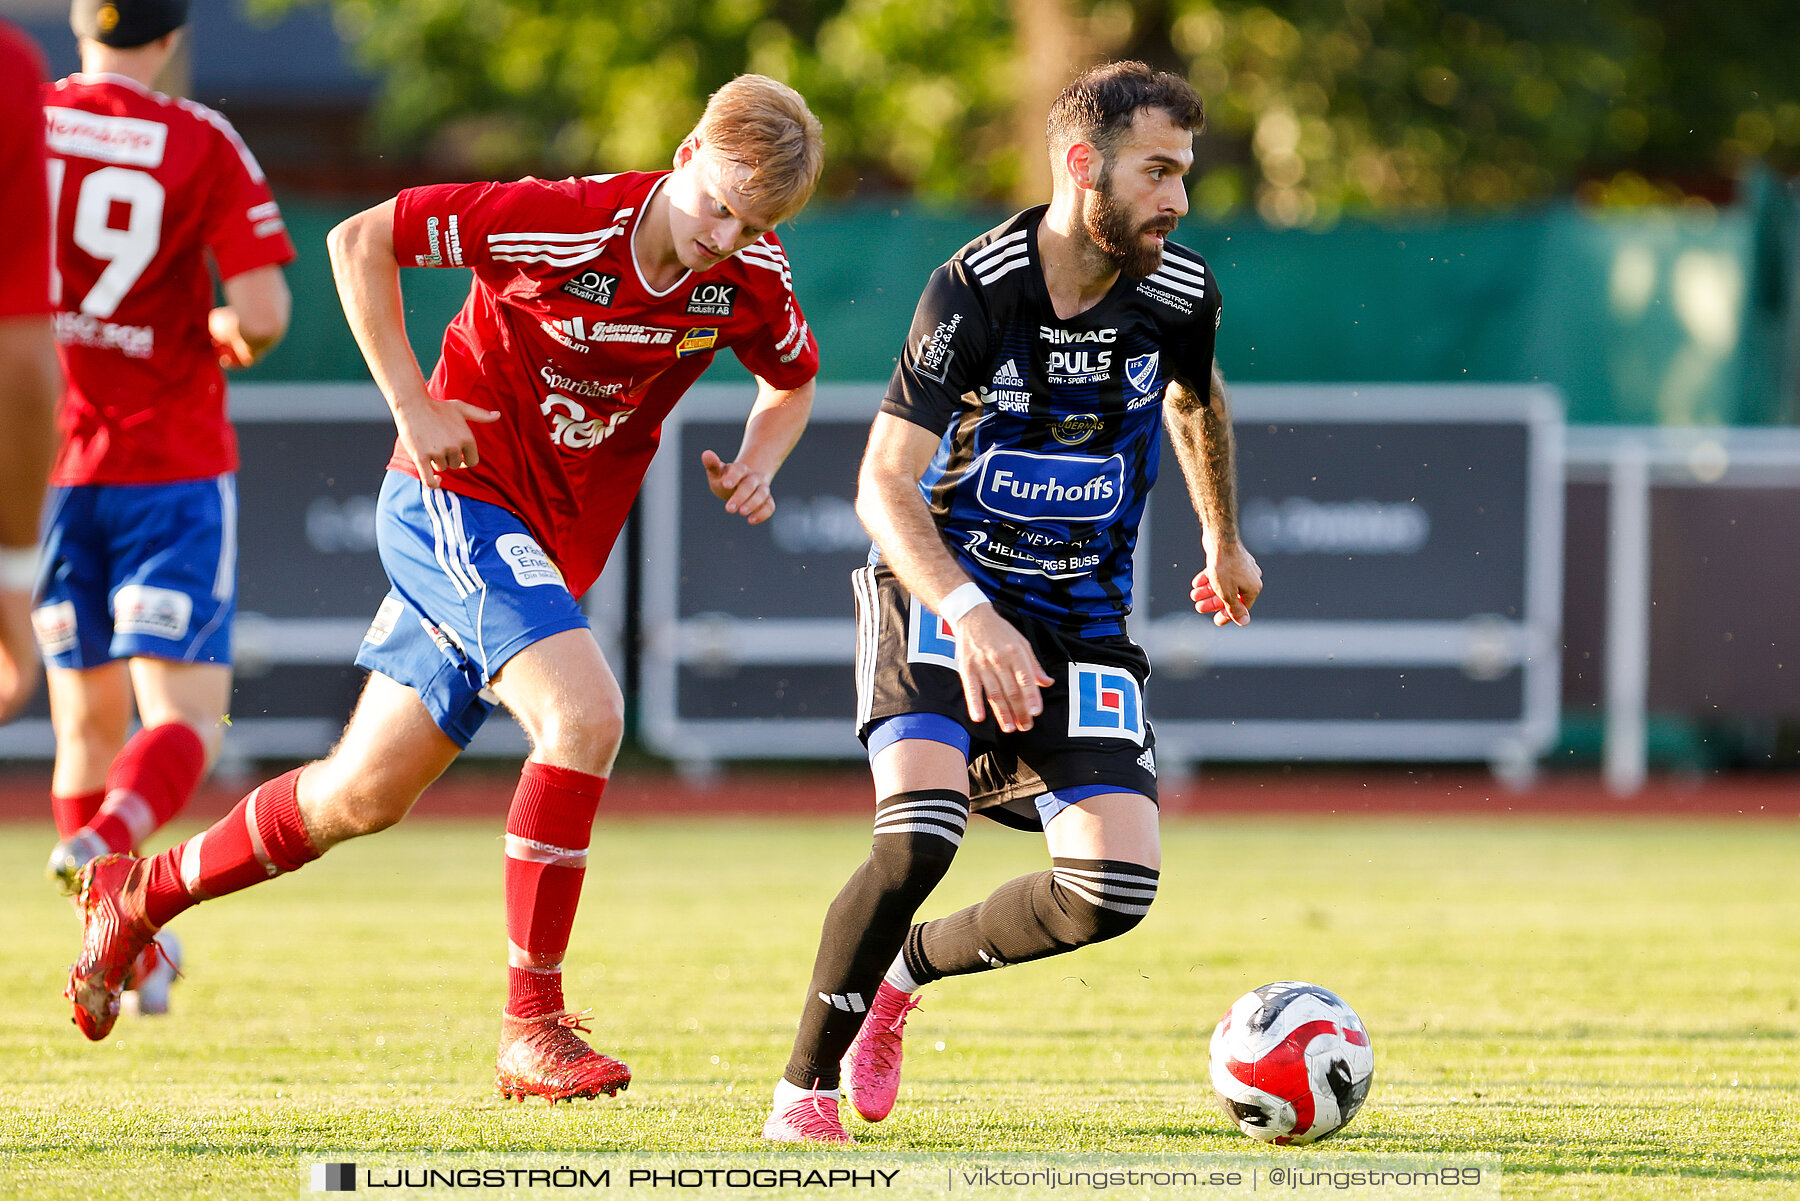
left=701, top=449, right=775, bottom=524
left=1192, top=539, right=1263, bottom=627
left=396, top=397, right=501, bottom=488
left=209, top=306, right=256, bottom=368
left=952, top=605, right=1053, bottom=733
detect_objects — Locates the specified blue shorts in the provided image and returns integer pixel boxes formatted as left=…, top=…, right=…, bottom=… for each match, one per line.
left=32, top=476, right=238, bottom=669
left=354, top=471, right=591, bottom=747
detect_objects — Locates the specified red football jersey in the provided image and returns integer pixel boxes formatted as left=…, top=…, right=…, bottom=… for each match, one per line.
left=390, top=171, right=819, bottom=598
left=43, top=73, right=297, bottom=486
left=0, top=23, right=51, bottom=320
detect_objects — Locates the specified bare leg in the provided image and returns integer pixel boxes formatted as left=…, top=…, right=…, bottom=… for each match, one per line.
left=297, top=670, right=463, bottom=849
left=47, top=662, right=131, bottom=797
left=484, top=628, right=633, bottom=1100
left=129, top=658, right=231, bottom=766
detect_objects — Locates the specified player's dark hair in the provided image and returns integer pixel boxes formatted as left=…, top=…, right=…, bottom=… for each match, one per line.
left=71, top=0, right=188, bottom=50
left=1046, top=61, right=1204, bottom=166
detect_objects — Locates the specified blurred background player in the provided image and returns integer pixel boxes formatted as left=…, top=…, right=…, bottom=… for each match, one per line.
left=62, top=75, right=825, bottom=1103
left=0, top=19, right=59, bottom=726
left=37, top=0, right=295, bottom=1015
left=765, top=62, right=1262, bottom=1143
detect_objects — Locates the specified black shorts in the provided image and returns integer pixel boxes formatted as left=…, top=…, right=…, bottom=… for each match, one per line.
left=852, top=564, right=1158, bottom=831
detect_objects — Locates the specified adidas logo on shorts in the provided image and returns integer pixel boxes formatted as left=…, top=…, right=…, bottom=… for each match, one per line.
left=1136, top=748, right=1156, bottom=777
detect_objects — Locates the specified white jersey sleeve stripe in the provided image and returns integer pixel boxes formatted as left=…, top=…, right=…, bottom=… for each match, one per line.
left=1154, top=258, right=1209, bottom=286
left=975, top=251, right=1030, bottom=284
left=744, top=237, right=790, bottom=263
left=486, top=240, right=613, bottom=254
left=489, top=242, right=605, bottom=257
left=487, top=223, right=627, bottom=244
left=738, top=242, right=789, bottom=266
left=737, top=252, right=793, bottom=289
left=1147, top=272, right=1208, bottom=299
left=966, top=229, right=1027, bottom=270
left=492, top=250, right=606, bottom=267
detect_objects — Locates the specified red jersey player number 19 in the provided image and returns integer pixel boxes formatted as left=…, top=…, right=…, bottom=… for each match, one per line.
left=42, top=72, right=296, bottom=485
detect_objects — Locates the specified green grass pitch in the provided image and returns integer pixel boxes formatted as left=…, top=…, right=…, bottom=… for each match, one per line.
left=3, top=810, right=1796, bottom=1198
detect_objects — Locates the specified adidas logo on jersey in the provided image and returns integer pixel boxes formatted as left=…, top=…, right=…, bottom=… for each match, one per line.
left=539, top=317, right=675, bottom=353
left=984, top=360, right=1031, bottom=413
left=819, top=991, right=867, bottom=1014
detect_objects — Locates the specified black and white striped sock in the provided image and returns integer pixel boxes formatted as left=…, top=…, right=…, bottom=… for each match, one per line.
left=903, top=857, right=1160, bottom=984
left=781, top=789, right=968, bottom=1090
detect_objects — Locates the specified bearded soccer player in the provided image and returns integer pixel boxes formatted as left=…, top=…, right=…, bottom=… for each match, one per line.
left=764, top=62, right=1262, bottom=1143
left=64, top=72, right=825, bottom=1103
left=37, top=0, right=295, bottom=1019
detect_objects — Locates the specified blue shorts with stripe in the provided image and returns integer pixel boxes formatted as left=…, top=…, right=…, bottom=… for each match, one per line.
left=32, top=476, right=238, bottom=669
left=354, top=471, right=591, bottom=747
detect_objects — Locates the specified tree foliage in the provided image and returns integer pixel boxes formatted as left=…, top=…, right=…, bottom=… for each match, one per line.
left=257, top=0, right=1800, bottom=220
left=1162, top=0, right=1800, bottom=224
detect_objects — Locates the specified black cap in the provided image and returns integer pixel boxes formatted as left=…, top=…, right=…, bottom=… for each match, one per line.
left=71, top=0, right=189, bottom=49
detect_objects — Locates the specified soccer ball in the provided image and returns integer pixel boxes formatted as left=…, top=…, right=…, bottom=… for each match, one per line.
left=1208, top=980, right=1373, bottom=1144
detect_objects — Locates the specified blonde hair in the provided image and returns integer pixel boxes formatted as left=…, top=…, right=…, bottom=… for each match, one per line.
left=691, top=75, right=824, bottom=222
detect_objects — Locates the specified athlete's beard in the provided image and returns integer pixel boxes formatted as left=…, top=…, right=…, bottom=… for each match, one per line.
left=1085, top=168, right=1175, bottom=278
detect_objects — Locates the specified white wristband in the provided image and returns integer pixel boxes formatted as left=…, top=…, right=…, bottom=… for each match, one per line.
left=936, top=582, right=990, bottom=624
left=0, top=545, right=38, bottom=592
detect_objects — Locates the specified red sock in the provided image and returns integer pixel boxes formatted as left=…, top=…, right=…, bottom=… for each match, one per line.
left=51, top=789, right=105, bottom=839
left=141, top=767, right=320, bottom=928
left=87, top=723, right=207, bottom=854
left=504, top=762, right=605, bottom=1020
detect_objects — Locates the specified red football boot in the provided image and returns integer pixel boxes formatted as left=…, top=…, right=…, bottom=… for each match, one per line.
left=494, top=1010, right=632, bottom=1103
left=65, top=854, right=161, bottom=1041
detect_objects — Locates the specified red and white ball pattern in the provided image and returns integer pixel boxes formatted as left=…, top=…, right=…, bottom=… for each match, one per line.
left=1209, top=980, right=1374, bottom=1144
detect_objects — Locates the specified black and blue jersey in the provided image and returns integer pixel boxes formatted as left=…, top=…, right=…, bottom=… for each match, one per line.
left=879, top=205, right=1223, bottom=637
